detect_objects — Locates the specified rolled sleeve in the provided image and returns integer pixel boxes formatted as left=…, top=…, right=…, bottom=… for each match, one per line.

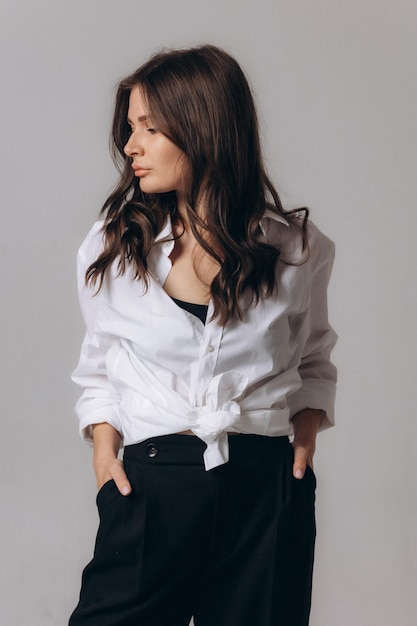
left=288, top=226, right=338, bottom=430
left=72, top=331, right=122, bottom=444
left=71, top=223, right=122, bottom=444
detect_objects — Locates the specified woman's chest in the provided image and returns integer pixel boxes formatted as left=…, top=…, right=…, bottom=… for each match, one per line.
left=95, top=259, right=309, bottom=375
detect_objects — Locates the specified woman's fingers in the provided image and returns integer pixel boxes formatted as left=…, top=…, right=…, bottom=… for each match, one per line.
left=292, top=444, right=313, bottom=479
left=92, top=423, right=131, bottom=494
left=112, top=461, right=132, bottom=496
left=96, top=458, right=132, bottom=496
left=291, top=408, right=322, bottom=479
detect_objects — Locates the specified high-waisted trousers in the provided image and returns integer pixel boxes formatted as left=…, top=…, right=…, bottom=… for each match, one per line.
left=69, top=434, right=316, bottom=626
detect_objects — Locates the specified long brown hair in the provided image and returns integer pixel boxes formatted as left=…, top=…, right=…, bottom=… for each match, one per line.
left=87, top=45, right=308, bottom=324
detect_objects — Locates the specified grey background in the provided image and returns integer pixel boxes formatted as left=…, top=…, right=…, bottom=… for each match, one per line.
left=1, top=0, right=416, bottom=624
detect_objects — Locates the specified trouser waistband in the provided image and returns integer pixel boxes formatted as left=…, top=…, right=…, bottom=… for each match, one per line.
left=124, top=433, right=290, bottom=466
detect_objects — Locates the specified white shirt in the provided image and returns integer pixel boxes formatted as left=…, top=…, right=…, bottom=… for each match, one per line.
left=72, top=211, right=337, bottom=470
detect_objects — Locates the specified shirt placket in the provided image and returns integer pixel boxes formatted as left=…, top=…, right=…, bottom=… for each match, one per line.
left=192, top=312, right=224, bottom=408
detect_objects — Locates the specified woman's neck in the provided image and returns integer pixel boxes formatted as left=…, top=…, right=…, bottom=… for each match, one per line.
left=175, top=191, right=208, bottom=229
left=164, top=196, right=218, bottom=305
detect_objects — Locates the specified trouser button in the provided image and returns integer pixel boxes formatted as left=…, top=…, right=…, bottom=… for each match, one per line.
left=146, top=442, right=159, bottom=458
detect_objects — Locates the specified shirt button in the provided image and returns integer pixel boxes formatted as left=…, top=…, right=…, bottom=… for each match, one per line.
left=146, top=443, right=159, bottom=458
left=207, top=344, right=215, bottom=353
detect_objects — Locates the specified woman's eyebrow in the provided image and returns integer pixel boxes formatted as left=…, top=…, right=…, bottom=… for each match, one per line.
left=127, top=115, right=150, bottom=124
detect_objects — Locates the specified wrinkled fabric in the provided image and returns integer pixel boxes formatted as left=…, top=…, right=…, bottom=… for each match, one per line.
left=72, top=212, right=337, bottom=469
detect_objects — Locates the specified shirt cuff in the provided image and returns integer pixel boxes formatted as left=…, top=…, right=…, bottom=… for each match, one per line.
left=77, top=404, right=123, bottom=445
left=287, top=379, right=336, bottom=430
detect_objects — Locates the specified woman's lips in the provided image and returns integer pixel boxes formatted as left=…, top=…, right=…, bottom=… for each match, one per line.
left=132, top=164, right=151, bottom=176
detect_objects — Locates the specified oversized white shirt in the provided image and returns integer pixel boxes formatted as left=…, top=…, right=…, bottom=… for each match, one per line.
left=72, top=211, right=337, bottom=470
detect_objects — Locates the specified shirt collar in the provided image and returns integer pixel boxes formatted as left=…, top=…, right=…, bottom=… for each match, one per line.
left=259, top=208, right=289, bottom=237
left=154, top=216, right=175, bottom=257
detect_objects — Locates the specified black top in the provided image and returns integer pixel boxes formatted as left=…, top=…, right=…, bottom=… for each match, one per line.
left=172, top=297, right=208, bottom=324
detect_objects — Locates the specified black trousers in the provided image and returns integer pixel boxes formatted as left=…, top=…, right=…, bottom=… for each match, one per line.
left=69, top=434, right=316, bottom=626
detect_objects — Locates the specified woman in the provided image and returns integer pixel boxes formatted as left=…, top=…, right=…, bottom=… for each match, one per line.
left=69, top=45, right=337, bottom=626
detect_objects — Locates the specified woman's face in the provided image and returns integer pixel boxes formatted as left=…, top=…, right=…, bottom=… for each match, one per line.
left=124, top=86, right=189, bottom=195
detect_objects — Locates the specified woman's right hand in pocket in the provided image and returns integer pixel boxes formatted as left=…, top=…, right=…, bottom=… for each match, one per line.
left=95, top=457, right=132, bottom=495
left=92, top=423, right=132, bottom=496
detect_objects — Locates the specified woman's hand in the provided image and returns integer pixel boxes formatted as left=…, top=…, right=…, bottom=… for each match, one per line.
left=291, top=408, right=325, bottom=479
left=92, top=423, right=132, bottom=496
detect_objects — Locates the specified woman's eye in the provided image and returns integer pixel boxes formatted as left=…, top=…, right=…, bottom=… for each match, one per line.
left=146, top=127, right=157, bottom=134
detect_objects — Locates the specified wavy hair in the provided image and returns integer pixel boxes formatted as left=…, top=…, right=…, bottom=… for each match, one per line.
left=87, top=45, right=308, bottom=324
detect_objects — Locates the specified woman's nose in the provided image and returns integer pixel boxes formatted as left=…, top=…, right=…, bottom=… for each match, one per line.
left=124, top=132, right=144, bottom=157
